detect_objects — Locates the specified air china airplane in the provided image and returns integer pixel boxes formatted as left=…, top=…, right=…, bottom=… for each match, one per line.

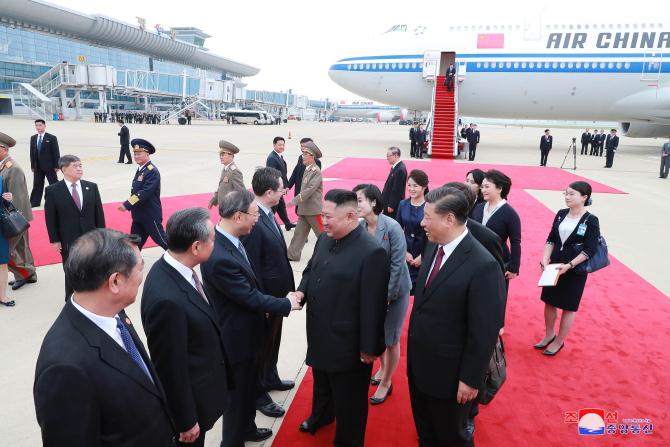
left=328, top=22, right=670, bottom=137
left=331, top=100, right=408, bottom=122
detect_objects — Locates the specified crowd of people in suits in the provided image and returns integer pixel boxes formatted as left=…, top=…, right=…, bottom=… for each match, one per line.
left=95, top=111, right=166, bottom=125
left=460, top=123, right=481, bottom=161
left=0, top=119, right=609, bottom=447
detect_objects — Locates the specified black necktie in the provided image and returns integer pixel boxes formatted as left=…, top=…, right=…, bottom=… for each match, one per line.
left=267, top=210, right=281, bottom=237
left=37, top=135, right=43, bottom=152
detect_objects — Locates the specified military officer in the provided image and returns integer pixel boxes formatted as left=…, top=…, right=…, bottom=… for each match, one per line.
left=117, top=138, right=167, bottom=250
left=287, top=141, right=323, bottom=262
left=208, top=140, right=245, bottom=209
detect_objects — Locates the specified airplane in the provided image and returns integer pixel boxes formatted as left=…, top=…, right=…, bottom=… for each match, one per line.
left=330, top=100, right=408, bottom=122
left=328, top=21, right=670, bottom=137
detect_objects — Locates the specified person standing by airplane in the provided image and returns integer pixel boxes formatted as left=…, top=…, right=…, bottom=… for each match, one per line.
left=604, top=129, right=619, bottom=168
left=660, top=137, right=670, bottom=179
left=580, top=129, right=591, bottom=156
left=444, top=63, right=456, bottom=92
left=539, top=129, right=553, bottom=166
left=409, top=122, right=418, bottom=158
left=467, top=124, right=480, bottom=161
left=416, top=124, right=427, bottom=159
left=589, top=131, right=599, bottom=156
left=598, top=129, right=607, bottom=157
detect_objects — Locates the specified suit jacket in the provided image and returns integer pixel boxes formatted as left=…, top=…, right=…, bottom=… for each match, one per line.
left=208, top=163, right=244, bottom=208
left=30, top=132, right=61, bottom=171
left=467, top=130, right=480, bottom=144
left=123, top=161, right=163, bottom=221
left=599, top=133, right=607, bottom=144
left=141, top=257, right=230, bottom=433
left=409, top=127, right=417, bottom=142
left=241, top=205, right=295, bottom=297
left=118, top=125, right=130, bottom=147
left=290, top=163, right=322, bottom=216
left=34, top=303, right=175, bottom=447
left=44, top=180, right=105, bottom=250
left=472, top=202, right=522, bottom=273
left=266, top=150, right=289, bottom=186
left=287, top=156, right=322, bottom=194
left=546, top=209, right=600, bottom=265
left=606, top=134, right=619, bottom=151
left=201, top=230, right=292, bottom=365
left=446, top=66, right=457, bottom=77
left=299, top=226, right=390, bottom=372
left=581, top=132, right=591, bottom=144
left=407, top=233, right=505, bottom=399
left=540, top=135, right=553, bottom=150
left=0, top=157, right=33, bottom=221
left=381, top=161, right=407, bottom=213
left=416, top=129, right=428, bottom=145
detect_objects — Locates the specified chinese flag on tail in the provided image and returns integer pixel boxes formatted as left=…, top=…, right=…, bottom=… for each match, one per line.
left=477, top=33, right=504, bottom=49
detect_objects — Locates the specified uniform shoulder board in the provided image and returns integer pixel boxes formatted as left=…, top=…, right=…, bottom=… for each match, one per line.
left=147, top=164, right=154, bottom=171
left=230, top=165, right=237, bottom=171
left=5, top=161, right=13, bottom=168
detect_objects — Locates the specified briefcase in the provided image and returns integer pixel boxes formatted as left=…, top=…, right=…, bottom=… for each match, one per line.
left=0, top=201, right=30, bottom=238
left=480, top=336, right=506, bottom=405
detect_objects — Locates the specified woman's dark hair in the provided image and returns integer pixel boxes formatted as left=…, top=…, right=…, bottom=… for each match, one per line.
left=352, top=183, right=384, bottom=215
left=466, top=168, right=485, bottom=187
left=484, top=169, right=512, bottom=199
left=568, top=181, right=593, bottom=206
left=408, top=169, right=429, bottom=193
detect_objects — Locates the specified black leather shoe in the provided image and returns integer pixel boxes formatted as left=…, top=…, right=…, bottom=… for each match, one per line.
left=244, top=428, right=272, bottom=442
left=285, top=223, right=296, bottom=231
left=533, top=335, right=556, bottom=350
left=543, top=343, right=565, bottom=356
left=258, top=401, right=285, bottom=418
left=370, top=384, right=393, bottom=405
left=0, top=298, right=15, bottom=307
left=9, top=277, right=37, bottom=287
left=269, top=379, right=295, bottom=391
left=299, top=417, right=334, bottom=434
left=11, top=278, right=37, bottom=290
left=125, top=161, right=133, bottom=164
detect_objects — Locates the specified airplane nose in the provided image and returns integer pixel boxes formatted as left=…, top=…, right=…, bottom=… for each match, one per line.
left=328, top=61, right=347, bottom=87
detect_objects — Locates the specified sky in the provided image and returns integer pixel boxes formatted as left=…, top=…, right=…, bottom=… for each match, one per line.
left=52, top=0, right=664, bottom=102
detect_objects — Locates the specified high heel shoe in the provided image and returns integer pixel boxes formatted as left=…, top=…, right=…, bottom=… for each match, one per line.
left=543, top=343, right=565, bottom=356
left=0, top=298, right=15, bottom=307
left=370, top=377, right=381, bottom=386
left=533, top=335, right=556, bottom=349
left=370, top=384, right=393, bottom=405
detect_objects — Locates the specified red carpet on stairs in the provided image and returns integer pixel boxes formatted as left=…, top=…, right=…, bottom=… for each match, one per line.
left=273, top=158, right=668, bottom=446
left=431, top=75, right=456, bottom=159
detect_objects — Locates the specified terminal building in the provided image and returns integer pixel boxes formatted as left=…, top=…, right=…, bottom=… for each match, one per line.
left=0, top=0, right=259, bottom=120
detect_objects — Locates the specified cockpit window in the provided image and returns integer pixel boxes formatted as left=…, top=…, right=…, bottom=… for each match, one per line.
left=385, top=25, right=407, bottom=33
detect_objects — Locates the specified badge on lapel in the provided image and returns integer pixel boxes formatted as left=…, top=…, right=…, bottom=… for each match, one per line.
left=137, top=174, right=144, bottom=182
left=383, top=234, right=389, bottom=241
left=125, top=317, right=132, bottom=326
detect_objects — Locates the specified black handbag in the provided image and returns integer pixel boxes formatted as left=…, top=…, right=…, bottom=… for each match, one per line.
left=480, top=336, right=506, bottom=405
left=573, top=214, right=610, bottom=274
left=0, top=201, right=30, bottom=238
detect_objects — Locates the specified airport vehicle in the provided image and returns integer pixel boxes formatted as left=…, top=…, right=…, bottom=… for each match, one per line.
left=225, top=109, right=266, bottom=125
left=330, top=100, right=407, bottom=122
left=329, top=20, right=670, bottom=137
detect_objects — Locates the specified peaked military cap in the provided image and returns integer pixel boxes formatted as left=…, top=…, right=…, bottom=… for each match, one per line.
left=218, top=140, right=240, bottom=154
left=131, top=138, right=156, bottom=154
left=302, top=141, right=322, bottom=159
left=0, top=132, right=16, bottom=149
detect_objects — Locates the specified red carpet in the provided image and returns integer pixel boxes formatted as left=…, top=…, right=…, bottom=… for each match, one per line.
left=273, top=159, right=668, bottom=446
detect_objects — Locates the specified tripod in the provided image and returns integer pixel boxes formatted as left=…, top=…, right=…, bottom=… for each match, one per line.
left=560, top=139, right=578, bottom=170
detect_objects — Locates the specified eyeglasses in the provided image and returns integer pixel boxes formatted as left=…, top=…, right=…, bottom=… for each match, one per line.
left=240, top=210, right=260, bottom=218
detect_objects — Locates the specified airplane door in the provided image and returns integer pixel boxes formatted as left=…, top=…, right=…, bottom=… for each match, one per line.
left=423, top=51, right=440, bottom=80
left=641, top=52, right=663, bottom=82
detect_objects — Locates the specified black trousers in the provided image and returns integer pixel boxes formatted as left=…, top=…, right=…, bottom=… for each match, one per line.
left=118, top=144, right=131, bottom=163
left=272, top=196, right=292, bottom=226
left=468, top=143, right=477, bottom=161
left=131, top=218, right=168, bottom=250
left=580, top=143, right=589, bottom=155
left=446, top=77, right=454, bottom=92
left=605, top=149, right=615, bottom=167
left=222, top=359, right=258, bottom=447
left=409, top=377, right=474, bottom=447
left=30, top=169, right=58, bottom=206
left=599, top=144, right=605, bottom=156
left=589, top=144, right=597, bottom=155
left=256, top=314, right=284, bottom=408
left=661, top=155, right=670, bottom=178
left=308, top=364, right=372, bottom=447
left=61, top=248, right=73, bottom=302
left=540, top=149, right=550, bottom=166
left=410, top=141, right=418, bottom=158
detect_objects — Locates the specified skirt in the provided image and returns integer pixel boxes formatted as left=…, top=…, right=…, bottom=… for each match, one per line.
left=384, top=292, right=410, bottom=346
left=0, top=231, right=9, bottom=264
left=541, top=270, right=588, bottom=312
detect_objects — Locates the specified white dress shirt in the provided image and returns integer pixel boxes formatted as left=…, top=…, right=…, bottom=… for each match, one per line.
left=163, top=251, right=197, bottom=290
left=70, top=296, right=125, bottom=350
left=64, top=179, right=83, bottom=208
left=426, top=228, right=470, bottom=284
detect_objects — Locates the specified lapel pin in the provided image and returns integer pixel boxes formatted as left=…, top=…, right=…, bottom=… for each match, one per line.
left=125, top=317, right=132, bottom=326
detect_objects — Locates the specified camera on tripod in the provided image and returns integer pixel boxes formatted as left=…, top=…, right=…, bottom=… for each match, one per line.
left=561, top=137, right=578, bottom=170
left=572, top=137, right=577, bottom=143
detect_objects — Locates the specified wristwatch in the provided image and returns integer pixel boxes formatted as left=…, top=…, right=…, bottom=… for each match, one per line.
left=568, top=261, right=574, bottom=269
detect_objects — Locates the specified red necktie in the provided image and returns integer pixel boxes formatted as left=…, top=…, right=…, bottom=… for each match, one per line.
left=191, top=270, right=209, bottom=304
left=425, top=246, right=445, bottom=289
left=71, top=183, right=81, bottom=210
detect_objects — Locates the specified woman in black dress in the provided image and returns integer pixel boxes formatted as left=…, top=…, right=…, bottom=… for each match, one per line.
left=536, top=181, right=600, bottom=356
left=465, top=168, right=485, bottom=217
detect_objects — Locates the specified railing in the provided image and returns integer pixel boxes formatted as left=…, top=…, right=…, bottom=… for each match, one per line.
left=11, top=83, right=49, bottom=120
left=160, top=97, right=210, bottom=123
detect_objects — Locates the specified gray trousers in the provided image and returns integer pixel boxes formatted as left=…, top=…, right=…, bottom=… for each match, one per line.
left=661, top=155, right=670, bottom=178
left=287, top=215, right=323, bottom=261
left=9, top=231, right=36, bottom=281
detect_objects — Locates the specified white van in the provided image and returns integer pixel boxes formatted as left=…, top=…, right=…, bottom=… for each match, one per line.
left=226, top=109, right=265, bottom=125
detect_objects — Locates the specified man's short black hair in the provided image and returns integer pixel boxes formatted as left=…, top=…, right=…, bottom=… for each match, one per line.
left=166, top=207, right=211, bottom=253
left=273, top=136, right=285, bottom=145
left=425, top=186, right=469, bottom=224
left=352, top=184, right=384, bottom=215
left=544, top=129, right=550, bottom=133
left=34, top=119, right=46, bottom=125
left=324, top=189, right=357, bottom=209
left=443, top=181, right=476, bottom=212
left=252, top=166, right=282, bottom=196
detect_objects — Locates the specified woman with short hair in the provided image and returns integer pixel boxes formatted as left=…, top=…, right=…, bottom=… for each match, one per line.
left=465, top=168, right=485, bottom=217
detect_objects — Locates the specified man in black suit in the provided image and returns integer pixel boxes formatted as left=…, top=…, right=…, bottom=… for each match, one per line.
left=242, top=167, right=296, bottom=418
left=409, top=122, right=418, bottom=158
left=604, top=128, right=619, bottom=168
left=540, top=128, right=553, bottom=166
left=580, top=129, right=591, bottom=155
left=295, top=189, right=389, bottom=445
left=416, top=124, right=428, bottom=159
left=445, top=63, right=457, bottom=92
left=200, top=190, right=302, bottom=447
left=381, top=146, right=407, bottom=219
left=598, top=129, right=607, bottom=157
left=141, top=208, right=231, bottom=447
left=266, top=136, right=296, bottom=231
left=407, top=186, right=505, bottom=447
left=117, top=120, right=131, bottom=164
left=33, top=229, right=176, bottom=447
left=467, top=124, right=480, bottom=161
left=44, top=155, right=105, bottom=301
left=29, top=119, right=60, bottom=207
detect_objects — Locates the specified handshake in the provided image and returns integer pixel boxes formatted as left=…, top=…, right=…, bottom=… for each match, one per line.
left=287, top=291, right=305, bottom=310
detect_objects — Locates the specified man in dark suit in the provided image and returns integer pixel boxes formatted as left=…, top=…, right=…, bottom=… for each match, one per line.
left=242, top=167, right=296, bottom=418
left=200, top=190, right=302, bottom=447
left=409, top=122, right=418, bottom=158
left=33, top=229, right=176, bottom=447
left=295, top=189, right=389, bottom=445
left=381, top=146, right=407, bottom=219
left=604, top=128, right=619, bottom=168
left=29, top=119, right=60, bottom=207
left=287, top=138, right=322, bottom=201
left=580, top=129, right=591, bottom=155
left=44, top=155, right=105, bottom=301
left=416, top=124, right=428, bottom=159
left=540, top=128, right=553, bottom=166
left=141, top=208, right=231, bottom=447
left=467, top=124, right=480, bottom=161
left=117, top=120, right=131, bottom=164
left=598, top=129, right=607, bottom=157
left=266, top=136, right=296, bottom=231
left=118, top=138, right=167, bottom=250
left=445, top=63, right=457, bottom=92
left=407, top=186, right=505, bottom=447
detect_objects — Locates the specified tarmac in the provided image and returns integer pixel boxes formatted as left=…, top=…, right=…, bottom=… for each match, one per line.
left=0, top=116, right=667, bottom=446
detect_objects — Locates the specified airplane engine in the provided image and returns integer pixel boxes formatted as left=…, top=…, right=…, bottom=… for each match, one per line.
left=376, top=111, right=394, bottom=122
left=620, top=122, right=670, bottom=138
